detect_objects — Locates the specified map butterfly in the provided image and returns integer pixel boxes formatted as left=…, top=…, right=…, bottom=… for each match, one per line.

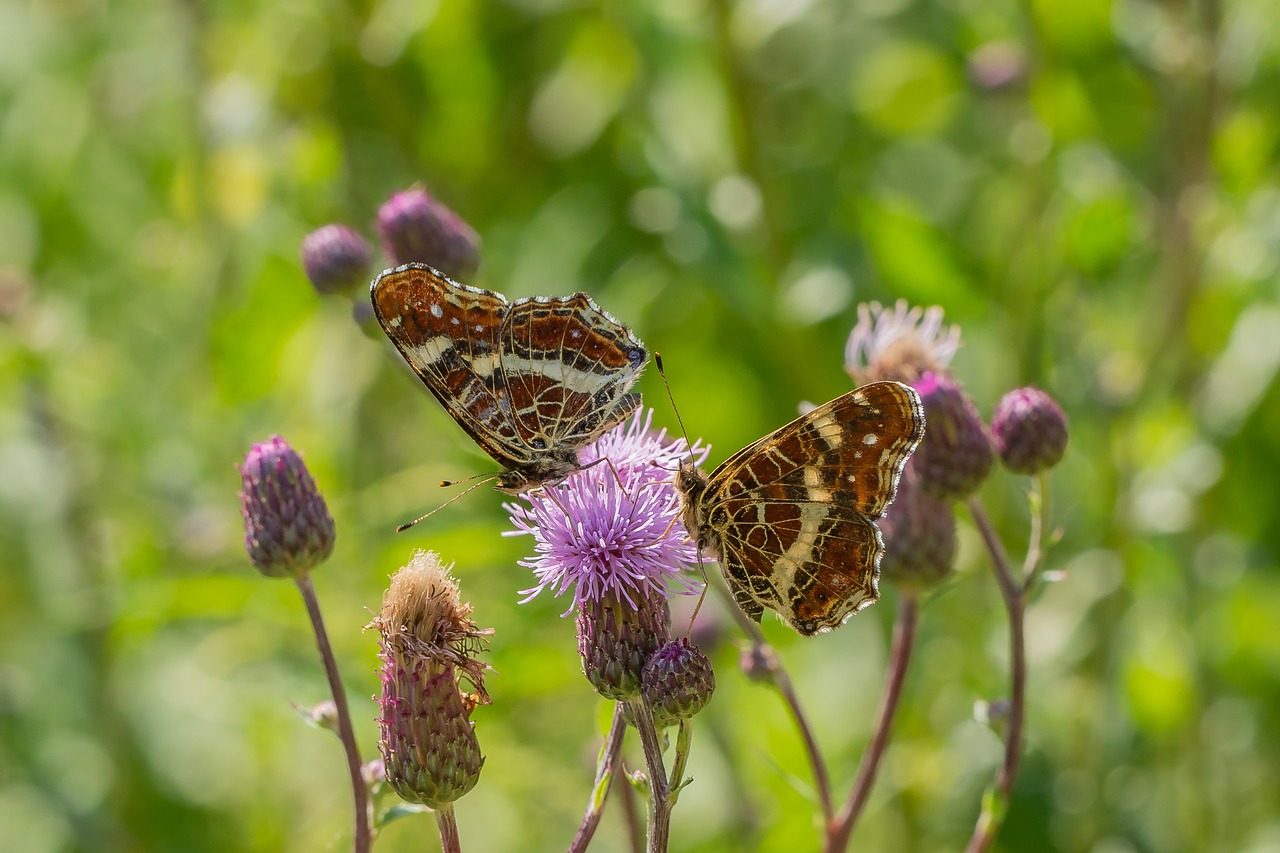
left=677, top=381, right=925, bottom=635
left=371, top=263, right=647, bottom=495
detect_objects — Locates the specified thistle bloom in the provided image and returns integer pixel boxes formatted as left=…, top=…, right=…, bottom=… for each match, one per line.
left=846, top=300, right=961, bottom=385
left=879, top=462, right=957, bottom=591
left=506, top=408, right=709, bottom=698
left=374, top=550, right=490, bottom=808
left=911, top=372, right=996, bottom=501
left=378, top=187, right=482, bottom=281
left=505, top=408, right=708, bottom=610
left=301, top=224, right=374, bottom=296
left=239, top=435, right=335, bottom=578
left=991, top=387, right=1069, bottom=475
left=642, top=639, right=716, bottom=729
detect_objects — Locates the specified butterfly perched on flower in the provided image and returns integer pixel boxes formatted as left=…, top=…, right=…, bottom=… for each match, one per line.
left=677, top=381, right=925, bottom=636
left=371, top=263, right=647, bottom=495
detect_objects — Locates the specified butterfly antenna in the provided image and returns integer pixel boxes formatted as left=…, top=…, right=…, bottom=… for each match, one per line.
left=439, top=470, right=501, bottom=488
left=395, top=477, right=496, bottom=532
left=654, top=353, right=694, bottom=459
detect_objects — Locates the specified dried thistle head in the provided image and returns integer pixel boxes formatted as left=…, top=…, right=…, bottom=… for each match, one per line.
left=374, top=551, right=491, bottom=807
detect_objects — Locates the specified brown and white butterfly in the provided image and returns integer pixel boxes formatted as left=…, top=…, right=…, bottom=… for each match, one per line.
left=371, top=263, right=647, bottom=495
left=677, top=381, right=925, bottom=636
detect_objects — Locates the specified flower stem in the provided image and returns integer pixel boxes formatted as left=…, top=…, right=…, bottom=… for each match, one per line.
left=625, top=699, right=671, bottom=853
left=1022, top=471, right=1051, bottom=592
left=825, top=593, right=920, bottom=853
left=568, top=705, right=628, bottom=853
left=712, top=579, right=833, bottom=824
left=667, top=719, right=694, bottom=806
left=435, top=802, right=461, bottom=853
left=964, top=498, right=1028, bottom=853
left=618, top=760, right=645, bottom=853
left=294, top=573, right=371, bottom=853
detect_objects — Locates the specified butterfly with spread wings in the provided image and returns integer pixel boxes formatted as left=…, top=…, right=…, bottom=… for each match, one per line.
left=371, top=263, right=647, bottom=495
left=677, top=381, right=925, bottom=636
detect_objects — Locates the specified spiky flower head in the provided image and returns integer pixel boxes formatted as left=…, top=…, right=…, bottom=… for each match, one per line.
left=374, top=550, right=490, bottom=808
left=641, top=639, right=716, bottom=728
left=578, top=586, right=671, bottom=700
left=506, top=408, right=709, bottom=698
left=377, top=187, right=481, bottom=281
left=991, top=387, right=1069, bottom=475
left=912, top=372, right=995, bottom=501
left=239, top=436, right=335, bottom=578
left=846, top=300, right=961, bottom=385
left=879, top=463, right=957, bottom=591
left=301, top=224, right=374, bottom=296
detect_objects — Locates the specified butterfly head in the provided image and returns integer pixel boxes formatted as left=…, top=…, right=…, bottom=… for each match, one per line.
left=674, top=460, right=715, bottom=551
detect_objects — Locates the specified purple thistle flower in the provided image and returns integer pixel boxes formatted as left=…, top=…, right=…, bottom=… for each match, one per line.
left=300, top=224, right=374, bottom=296
left=991, top=387, right=1069, bottom=475
left=239, top=435, right=335, bottom=578
left=377, top=187, right=481, bottom=281
left=504, top=408, right=710, bottom=612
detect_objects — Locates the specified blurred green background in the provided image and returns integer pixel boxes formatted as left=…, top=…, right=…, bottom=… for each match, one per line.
left=3, top=0, right=1279, bottom=850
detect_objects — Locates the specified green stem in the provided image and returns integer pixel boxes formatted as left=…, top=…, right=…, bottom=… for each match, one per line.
left=825, top=594, right=920, bottom=853
left=435, top=802, right=461, bottom=853
left=294, top=573, right=371, bottom=853
left=625, top=699, right=671, bottom=853
left=666, top=719, right=694, bottom=806
left=963, top=499, right=1028, bottom=853
left=568, top=705, right=628, bottom=853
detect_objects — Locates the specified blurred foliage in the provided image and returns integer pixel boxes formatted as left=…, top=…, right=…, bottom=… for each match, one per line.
left=2, top=0, right=1279, bottom=851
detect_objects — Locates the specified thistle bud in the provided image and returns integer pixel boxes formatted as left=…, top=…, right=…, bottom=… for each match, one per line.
left=375, top=551, right=490, bottom=808
left=880, top=464, right=956, bottom=591
left=301, top=224, right=374, bottom=296
left=739, top=643, right=780, bottom=684
left=377, top=188, right=481, bottom=281
left=912, top=372, right=995, bottom=501
left=991, top=387, right=1069, bottom=475
left=576, top=587, right=670, bottom=700
left=239, top=436, right=335, bottom=578
left=641, top=639, right=715, bottom=729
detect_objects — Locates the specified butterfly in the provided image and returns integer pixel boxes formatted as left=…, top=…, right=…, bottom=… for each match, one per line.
left=676, top=381, right=925, bottom=636
left=371, top=263, right=647, bottom=495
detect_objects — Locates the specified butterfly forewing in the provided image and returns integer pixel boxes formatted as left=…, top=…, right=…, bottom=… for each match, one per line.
left=692, top=381, right=925, bottom=635
left=371, top=263, right=647, bottom=493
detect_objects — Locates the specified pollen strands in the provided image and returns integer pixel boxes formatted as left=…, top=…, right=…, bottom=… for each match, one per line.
left=654, top=352, right=715, bottom=635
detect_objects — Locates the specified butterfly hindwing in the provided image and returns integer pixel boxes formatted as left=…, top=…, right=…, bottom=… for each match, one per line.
left=689, top=381, right=925, bottom=635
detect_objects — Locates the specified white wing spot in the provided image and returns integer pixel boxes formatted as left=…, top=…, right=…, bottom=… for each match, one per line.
left=475, top=323, right=484, bottom=332
left=430, top=303, right=443, bottom=318
left=862, top=434, right=879, bottom=446
left=854, top=450, right=863, bottom=459
left=388, top=315, right=403, bottom=328
left=846, top=474, right=856, bottom=484
left=451, top=317, right=460, bottom=326
left=570, top=329, right=582, bottom=340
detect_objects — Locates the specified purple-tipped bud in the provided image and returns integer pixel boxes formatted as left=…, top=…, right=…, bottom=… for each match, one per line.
left=375, top=551, right=490, bottom=808
left=912, top=373, right=995, bottom=501
left=739, top=643, right=780, bottom=685
left=641, top=639, right=715, bottom=729
left=301, top=224, right=374, bottom=295
left=991, top=387, right=1069, bottom=475
left=377, top=188, right=481, bottom=281
left=576, top=588, right=671, bottom=700
left=880, top=464, right=956, bottom=591
left=239, top=436, right=335, bottom=578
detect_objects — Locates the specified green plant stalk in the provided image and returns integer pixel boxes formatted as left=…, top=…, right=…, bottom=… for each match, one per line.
left=435, top=802, right=461, bottom=853
left=626, top=698, right=672, bottom=853
left=569, top=705, right=628, bottom=853
left=295, top=573, right=371, bottom=853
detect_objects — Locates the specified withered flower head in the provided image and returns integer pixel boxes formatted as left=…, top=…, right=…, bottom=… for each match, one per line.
left=846, top=300, right=960, bottom=385
left=374, top=551, right=491, bottom=808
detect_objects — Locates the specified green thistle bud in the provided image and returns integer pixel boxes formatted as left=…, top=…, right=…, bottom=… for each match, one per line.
left=641, top=639, right=715, bottom=728
left=239, top=436, right=335, bottom=578
left=990, top=387, right=1069, bottom=475
left=576, top=587, right=670, bottom=700
left=377, top=188, right=481, bottom=281
left=374, top=551, right=491, bottom=808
